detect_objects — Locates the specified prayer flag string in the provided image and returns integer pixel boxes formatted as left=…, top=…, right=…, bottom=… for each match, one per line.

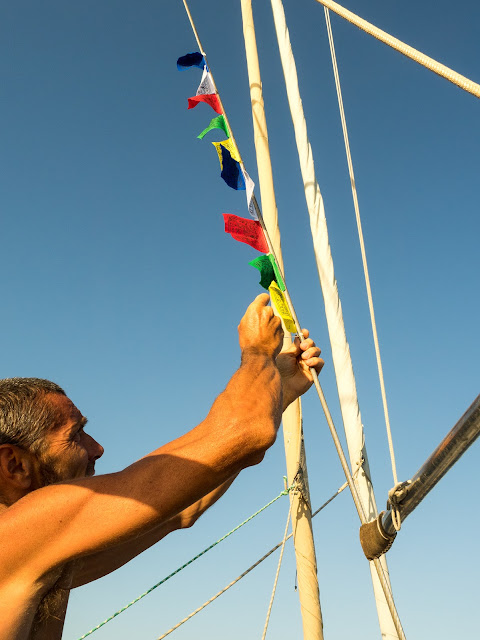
left=176, top=50, right=296, bottom=330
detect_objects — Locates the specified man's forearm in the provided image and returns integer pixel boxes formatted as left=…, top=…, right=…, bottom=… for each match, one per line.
left=205, top=351, right=283, bottom=462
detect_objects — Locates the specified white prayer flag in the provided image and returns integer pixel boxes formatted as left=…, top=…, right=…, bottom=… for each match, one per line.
left=196, top=66, right=215, bottom=96
left=242, top=168, right=257, bottom=219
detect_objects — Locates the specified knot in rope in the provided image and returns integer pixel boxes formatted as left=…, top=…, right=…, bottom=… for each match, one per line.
left=387, top=480, right=411, bottom=531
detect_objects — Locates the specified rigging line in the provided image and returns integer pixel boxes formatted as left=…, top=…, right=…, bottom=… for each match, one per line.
left=75, top=486, right=292, bottom=640
left=324, top=7, right=398, bottom=487
left=182, top=0, right=205, bottom=55
left=314, top=0, right=480, bottom=99
left=261, top=497, right=293, bottom=640
left=181, top=0, right=361, bottom=525
left=155, top=482, right=348, bottom=640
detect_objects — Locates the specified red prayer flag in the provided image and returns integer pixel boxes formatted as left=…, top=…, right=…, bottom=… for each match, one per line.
left=223, top=214, right=268, bottom=253
left=187, top=94, right=222, bottom=114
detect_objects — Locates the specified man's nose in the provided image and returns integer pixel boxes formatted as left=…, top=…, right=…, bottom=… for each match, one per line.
left=85, top=432, right=104, bottom=461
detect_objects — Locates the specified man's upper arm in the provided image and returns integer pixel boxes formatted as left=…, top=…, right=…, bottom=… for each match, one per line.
left=0, top=438, right=240, bottom=584
left=71, top=518, right=181, bottom=587
left=72, top=474, right=238, bottom=587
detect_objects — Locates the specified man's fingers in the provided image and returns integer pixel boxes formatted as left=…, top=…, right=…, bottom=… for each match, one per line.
left=299, top=337, right=321, bottom=356
left=301, top=346, right=321, bottom=361
left=252, top=293, right=271, bottom=308
left=304, top=356, right=325, bottom=373
left=300, top=338, right=315, bottom=351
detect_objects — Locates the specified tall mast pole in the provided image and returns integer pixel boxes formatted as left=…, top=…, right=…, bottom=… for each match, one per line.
left=240, top=2, right=324, bottom=639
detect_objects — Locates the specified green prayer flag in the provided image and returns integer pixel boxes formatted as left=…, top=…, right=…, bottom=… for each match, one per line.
left=268, top=254, right=285, bottom=291
left=249, top=254, right=285, bottom=291
left=197, top=115, right=230, bottom=140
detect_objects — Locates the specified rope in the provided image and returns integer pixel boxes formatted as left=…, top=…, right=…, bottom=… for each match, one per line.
left=323, top=7, right=398, bottom=487
left=315, top=0, right=480, bottom=99
left=75, top=487, right=292, bottom=640
left=387, top=481, right=411, bottom=531
left=261, top=497, right=293, bottom=640
left=182, top=0, right=205, bottom=55
left=155, top=482, right=348, bottom=639
left=155, top=551, right=276, bottom=639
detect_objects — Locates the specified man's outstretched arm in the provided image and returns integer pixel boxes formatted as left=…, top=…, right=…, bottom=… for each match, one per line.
left=0, top=294, right=284, bottom=587
left=73, top=329, right=324, bottom=587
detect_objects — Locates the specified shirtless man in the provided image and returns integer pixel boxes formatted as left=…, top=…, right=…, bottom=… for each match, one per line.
left=0, top=294, right=323, bottom=639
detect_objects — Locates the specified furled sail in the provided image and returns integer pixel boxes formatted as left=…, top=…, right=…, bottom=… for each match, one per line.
left=269, top=0, right=400, bottom=637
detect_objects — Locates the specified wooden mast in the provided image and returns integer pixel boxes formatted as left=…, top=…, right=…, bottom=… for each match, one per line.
left=240, top=2, right=324, bottom=638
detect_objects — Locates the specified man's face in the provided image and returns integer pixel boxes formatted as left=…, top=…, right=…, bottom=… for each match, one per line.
left=37, top=393, right=104, bottom=485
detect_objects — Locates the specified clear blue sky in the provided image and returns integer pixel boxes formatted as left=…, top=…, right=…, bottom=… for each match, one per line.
left=1, top=1, right=479, bottom=639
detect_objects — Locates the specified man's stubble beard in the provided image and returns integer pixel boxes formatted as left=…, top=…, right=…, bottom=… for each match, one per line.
left=36, top=456, right=64, bottom=487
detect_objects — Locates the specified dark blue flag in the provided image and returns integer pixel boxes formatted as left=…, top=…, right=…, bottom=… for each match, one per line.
left=220, top=147, right=246, bottom=191
left=177, top=52, right=206, bottom=71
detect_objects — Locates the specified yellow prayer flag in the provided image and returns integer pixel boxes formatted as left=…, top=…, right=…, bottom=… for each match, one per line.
left=212, top=139, right=241, bottom=168
left=268, top=281, right=296, bottom=333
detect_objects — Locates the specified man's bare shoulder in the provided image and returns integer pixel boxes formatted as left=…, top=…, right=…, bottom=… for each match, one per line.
left=0, top=486, right=71, bottom=583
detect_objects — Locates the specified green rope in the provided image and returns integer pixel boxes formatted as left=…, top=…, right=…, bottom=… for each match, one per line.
left=76, top=484, right=292, bottom=640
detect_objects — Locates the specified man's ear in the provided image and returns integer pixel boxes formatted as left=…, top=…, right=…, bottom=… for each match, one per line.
left=0, top=445, right=34, bottom=489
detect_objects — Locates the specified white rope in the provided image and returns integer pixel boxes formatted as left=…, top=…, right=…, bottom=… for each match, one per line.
left=323, top=7, right=398, bottom=487
left=387, top=481, right=411, bottom=532
left=261, top=498, right=293, bottom=640
left=315, top=0, right=480, bottom=99
left=155, top=553, right=274, bottom=639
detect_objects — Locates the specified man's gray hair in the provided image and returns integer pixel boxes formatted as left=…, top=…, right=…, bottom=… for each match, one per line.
left=0, top=378, right=66, bottom=453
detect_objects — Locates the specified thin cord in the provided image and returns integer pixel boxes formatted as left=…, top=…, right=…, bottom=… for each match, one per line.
left=155, top=482, right=348, bottom=639
left=324, top=7, right=398, bottom=486
left=182, top=0, right=205, bottom=54
left=75, top=487, right=291, bottom=639
left=261, top=499, right=293, bottom=640
left=315, top=0, right=480, bottom=99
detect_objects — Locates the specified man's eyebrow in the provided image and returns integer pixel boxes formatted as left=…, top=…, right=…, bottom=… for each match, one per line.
left=72, top=416, right=88, bottom=430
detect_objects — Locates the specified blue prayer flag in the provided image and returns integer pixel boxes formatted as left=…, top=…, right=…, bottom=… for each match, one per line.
left=177, top=52, right=206, bottom=71
left=220, top=147, right=246, bottom=191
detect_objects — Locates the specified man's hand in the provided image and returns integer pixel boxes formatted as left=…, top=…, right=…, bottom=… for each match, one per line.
left=276, top=329, right=324, bottom=410
left=238, top=293, right=284, bottom=360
